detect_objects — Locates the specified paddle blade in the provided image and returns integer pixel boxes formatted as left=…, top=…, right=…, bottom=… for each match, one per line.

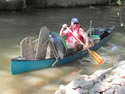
left=88, top=49, right=104, bottom=64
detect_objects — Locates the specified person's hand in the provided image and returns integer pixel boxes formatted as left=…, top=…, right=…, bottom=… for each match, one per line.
left=84, top=45, right=89, bottom=50
left=82, top=45, right=89, bottom=50
left=62, top=24, right=68, bottom=28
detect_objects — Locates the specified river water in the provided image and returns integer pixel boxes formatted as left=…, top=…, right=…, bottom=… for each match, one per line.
left=0, top=6, right=125, bottom=94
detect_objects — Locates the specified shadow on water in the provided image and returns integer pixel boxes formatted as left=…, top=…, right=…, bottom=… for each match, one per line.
left=0, top=6, right=125, bottom=94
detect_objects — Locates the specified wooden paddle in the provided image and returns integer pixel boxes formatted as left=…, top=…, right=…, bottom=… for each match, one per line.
left=66, top=27, right=104, bottom=64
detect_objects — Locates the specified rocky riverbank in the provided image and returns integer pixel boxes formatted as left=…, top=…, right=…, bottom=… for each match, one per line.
left=0, top=0, right=113, bottom=10
left=55, top=60, right=125, bottom=94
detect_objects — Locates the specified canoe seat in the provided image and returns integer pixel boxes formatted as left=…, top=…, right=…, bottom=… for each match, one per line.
left=20, top=26, right=50, bottom=60
left=35, top=26, right=50, bottom=60
left=20, top=37, right=35, bottom=60
left=20, top=26, right=66, bottom=60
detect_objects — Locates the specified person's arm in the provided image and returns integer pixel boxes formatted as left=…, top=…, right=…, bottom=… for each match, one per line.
left=79, top=28, right=89, bottom=49
left=60, top=24, right=68, bottom=37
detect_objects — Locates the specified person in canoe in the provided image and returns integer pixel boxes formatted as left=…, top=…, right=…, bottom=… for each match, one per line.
left=60, top=18, right=89, bottom=52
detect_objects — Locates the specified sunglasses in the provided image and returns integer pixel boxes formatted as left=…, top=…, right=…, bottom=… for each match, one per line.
left=73, top=22, right=79, bottom=24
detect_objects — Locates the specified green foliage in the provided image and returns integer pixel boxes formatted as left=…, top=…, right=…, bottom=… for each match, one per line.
left=117, top=0, right=121, bottom=5
left=120, top=23, right=124, bottom=27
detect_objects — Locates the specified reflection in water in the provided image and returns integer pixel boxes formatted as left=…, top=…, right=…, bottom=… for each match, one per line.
left=0, top=6, right=125, bottom=94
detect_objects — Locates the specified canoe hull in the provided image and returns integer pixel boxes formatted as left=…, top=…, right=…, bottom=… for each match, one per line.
left=11, top=26, right=114, bottom=75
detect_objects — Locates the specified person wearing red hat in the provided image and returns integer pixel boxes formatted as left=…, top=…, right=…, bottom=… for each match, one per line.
left=60, top=18, right=89, bottom=51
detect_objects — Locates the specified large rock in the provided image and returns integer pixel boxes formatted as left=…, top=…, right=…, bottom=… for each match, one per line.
left=55, top=60, right=125, bottom=94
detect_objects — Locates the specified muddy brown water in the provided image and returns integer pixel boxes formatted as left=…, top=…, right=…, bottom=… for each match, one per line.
left=0, top=6, right=125, bottom=94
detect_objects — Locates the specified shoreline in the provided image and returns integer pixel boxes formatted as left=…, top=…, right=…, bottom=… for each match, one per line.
left=55, top=60, right=125, bottom=94
left=0, top=0, right=116, bottom=11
